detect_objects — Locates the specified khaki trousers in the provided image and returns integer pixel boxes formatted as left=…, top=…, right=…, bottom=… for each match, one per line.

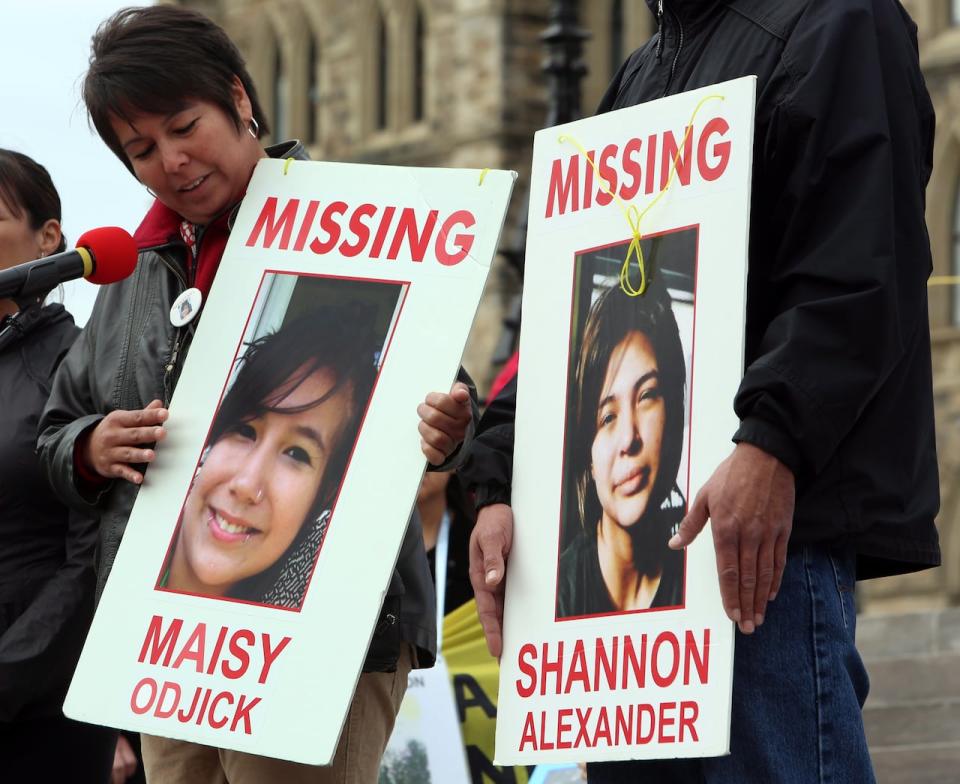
left=141, top=646, right=411, bottom=784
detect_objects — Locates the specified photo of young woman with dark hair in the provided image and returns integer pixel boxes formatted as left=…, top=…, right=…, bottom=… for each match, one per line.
left=159, top=301, right=384, bottom=608
left=557, top=251, right=691, bottom=619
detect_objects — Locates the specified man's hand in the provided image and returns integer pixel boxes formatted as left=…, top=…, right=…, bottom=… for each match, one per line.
left=417, top=381, right=472, bottom=465
left=468, top=503, right=513, bottom=658
left=82, top=399, right=168, bottom=485
left=669, top=442, right=794, bottom=634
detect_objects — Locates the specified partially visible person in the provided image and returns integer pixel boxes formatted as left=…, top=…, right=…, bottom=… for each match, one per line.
left=37, top=7, right=474, bottom=784
left=0, top=149, right=116, bottom=781
left=464, top=1, right=939, bottom=782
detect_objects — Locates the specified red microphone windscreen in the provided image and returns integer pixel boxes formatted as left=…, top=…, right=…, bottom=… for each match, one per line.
left=76, top=226, right=138, bottom=284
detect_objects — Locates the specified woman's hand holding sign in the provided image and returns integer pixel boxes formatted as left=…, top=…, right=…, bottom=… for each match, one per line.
left=669, top=442, right=795, bottom=635
left=417, top=381, right=472, bottom=464
left=82, top=399, right=168, bottom=485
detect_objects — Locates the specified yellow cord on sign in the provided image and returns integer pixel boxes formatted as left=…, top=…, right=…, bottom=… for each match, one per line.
left=479, top=168, right=491, bottom=186
left=283, top=157, right=295, bottom=175
left=559, top=93, right=724, bottom=296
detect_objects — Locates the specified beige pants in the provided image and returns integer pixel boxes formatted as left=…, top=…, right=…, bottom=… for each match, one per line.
left=141, top=646, right=412, bottom=784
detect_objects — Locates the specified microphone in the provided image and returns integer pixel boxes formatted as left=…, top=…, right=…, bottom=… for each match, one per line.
left=0, top=226, right=138, bottom=301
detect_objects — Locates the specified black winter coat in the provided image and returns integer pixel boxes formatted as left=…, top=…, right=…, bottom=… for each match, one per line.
left=463, top=0, right=940, bottom=579
left=0, top=304, right=97, bottom=720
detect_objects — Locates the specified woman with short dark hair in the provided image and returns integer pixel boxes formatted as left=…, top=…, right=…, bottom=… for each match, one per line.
left=82, top=6, right=270, bottom=174
left=0, top=149, right=116, bottom=782
left=558, top=280, right=687, bottom=618
left=37, top=6, right=473, bottom=783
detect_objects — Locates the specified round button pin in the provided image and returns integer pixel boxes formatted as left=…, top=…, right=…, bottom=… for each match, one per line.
left=170, top=287, right=203, bottom=327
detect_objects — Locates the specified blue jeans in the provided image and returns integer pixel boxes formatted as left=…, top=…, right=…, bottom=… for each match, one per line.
left=587, top=545, right=875, bottom=784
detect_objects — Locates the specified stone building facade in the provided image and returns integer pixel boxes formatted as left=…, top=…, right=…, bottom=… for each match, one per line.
left=179, top=0, right=957, bottom=610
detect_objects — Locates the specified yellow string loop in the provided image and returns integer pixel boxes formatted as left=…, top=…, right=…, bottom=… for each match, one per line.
left=559, top=93, right=724, bottom=296
left=283, top=157, right=295, bottom=176
left=479, top=167, right=491, bottom=186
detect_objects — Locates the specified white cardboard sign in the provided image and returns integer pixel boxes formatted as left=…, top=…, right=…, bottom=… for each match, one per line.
left=64, top=160, right=515, bottom=765
left=382, top=656, right=471, bottom=783
left=495, top=78, right=756, bottom=764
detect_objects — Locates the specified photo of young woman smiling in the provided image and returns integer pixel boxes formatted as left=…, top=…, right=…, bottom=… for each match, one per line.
left=162, top=305, right=378, bottom=606
left=172, top=368, right=349, bottom=596
left=557, top=279, right=687, bottom=619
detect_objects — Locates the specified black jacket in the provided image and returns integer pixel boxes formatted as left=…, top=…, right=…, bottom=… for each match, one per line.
left=462, top=0, right=940, bottom=579
left=0, top=304, right=97, bottom=721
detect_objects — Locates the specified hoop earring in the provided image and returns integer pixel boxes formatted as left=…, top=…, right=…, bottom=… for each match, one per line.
left=146, top=186, right=157, bottom=199
left=248, top=117, right=260, bottom=139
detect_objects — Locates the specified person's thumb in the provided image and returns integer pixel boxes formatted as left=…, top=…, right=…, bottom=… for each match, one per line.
left=670, top=490, right=709, bottom=549
left=482, top=542, right=505, bottom=587
left=451, top=382, right=470, bottom=404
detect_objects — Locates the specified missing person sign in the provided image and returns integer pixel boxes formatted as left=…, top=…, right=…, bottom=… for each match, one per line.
left=63, top=160, right=516, bottom=765
left=495, top=78, right=756, bottom=765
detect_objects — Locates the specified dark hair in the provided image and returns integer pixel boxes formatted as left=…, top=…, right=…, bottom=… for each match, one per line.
left=0, top=150, right=66, bottom=254
left=209, top=304, right=380, bottom=601
left=572, top=279, right=686, bottom=533
left=83, top=6, right=270, bottom=173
